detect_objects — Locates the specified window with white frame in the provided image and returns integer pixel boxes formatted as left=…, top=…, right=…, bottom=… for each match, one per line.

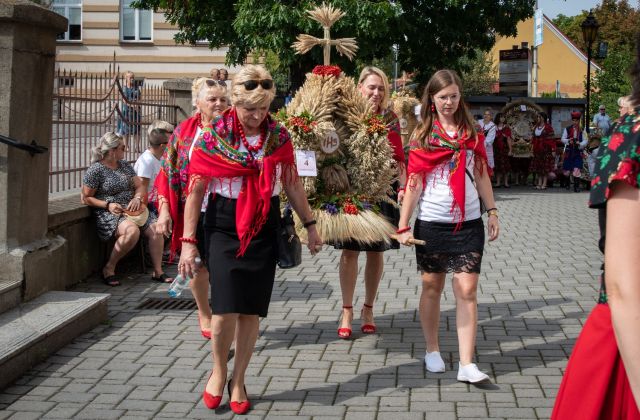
left=121, top=0, right=153, bottom=42
left=53, top=0, right=82, bottom=41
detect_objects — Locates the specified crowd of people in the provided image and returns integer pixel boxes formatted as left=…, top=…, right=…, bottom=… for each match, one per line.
left=79, top=35, right=639, bottom=415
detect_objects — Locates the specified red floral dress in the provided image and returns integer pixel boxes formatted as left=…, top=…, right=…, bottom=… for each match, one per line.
left=530, top=123, right=556, bottom=175
left=493, top=125, right=512, bottom=173
left=552, top=106, right=640, bottom=420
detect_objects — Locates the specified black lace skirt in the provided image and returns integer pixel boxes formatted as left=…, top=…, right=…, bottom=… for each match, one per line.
left=414, top=218, right=484, bottom=273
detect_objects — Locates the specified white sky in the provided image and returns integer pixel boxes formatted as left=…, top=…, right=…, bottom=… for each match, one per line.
left=537, top=0, right=603, bottom=18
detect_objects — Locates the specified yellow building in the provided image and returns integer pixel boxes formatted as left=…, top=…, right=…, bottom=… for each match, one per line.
left=491, top=14, right=600, bottom=98
left=53, top=0, right=235, bottom=83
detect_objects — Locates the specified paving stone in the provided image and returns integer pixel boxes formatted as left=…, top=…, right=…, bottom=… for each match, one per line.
left=0, top=191, right=601, bottom=417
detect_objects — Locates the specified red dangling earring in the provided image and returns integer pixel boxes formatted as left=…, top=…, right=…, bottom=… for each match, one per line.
left=430, top=104, right=436, bottom=113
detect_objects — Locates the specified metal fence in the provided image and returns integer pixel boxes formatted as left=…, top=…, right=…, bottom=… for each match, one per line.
left=50, top=63, right=179, bottom=194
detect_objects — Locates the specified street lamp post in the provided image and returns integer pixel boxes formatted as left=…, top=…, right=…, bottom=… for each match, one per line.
left=581, top=10, right=599, bottom=134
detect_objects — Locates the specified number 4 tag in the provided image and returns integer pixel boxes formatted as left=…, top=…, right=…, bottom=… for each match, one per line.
left=295, top=150, right=317, bottom=177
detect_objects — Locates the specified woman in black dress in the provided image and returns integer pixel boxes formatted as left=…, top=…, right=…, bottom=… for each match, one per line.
left=336, top=66, right=406, bottom=339
left=178, top=65, right=322, bottom=414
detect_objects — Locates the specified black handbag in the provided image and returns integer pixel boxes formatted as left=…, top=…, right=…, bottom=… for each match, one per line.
left=277, top=207, right=302, bottom=269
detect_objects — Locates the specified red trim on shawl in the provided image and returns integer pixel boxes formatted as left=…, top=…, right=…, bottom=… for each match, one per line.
left=188, top=109, right=297, bottom=257
left=407, top=120, right=489, bottom=229
left=154, top=116, right=199, bottom=261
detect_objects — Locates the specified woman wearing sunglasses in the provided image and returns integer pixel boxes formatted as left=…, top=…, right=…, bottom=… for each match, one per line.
left=335, top=66, right=406, bottom=340
left=178, top=64, right=322, bottom=414
left=155, top=77, right=230, bottom=339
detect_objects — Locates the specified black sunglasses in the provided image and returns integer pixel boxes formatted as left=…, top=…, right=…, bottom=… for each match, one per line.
left=205, top=79, right=227, bottom=87
left=242, top=79, right=273, bottom=91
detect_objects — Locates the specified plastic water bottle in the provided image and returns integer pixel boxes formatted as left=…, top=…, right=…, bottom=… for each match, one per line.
left=168, top=257, right=201, bottom=297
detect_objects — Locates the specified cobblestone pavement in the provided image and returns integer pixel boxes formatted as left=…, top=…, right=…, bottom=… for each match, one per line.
left=0, top=188, right=602, bottom=419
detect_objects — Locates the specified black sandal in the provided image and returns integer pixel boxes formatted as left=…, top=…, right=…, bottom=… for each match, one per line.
left=151, top=273, right=172, bottom=283
left=102, top=274, right=120, bottom=287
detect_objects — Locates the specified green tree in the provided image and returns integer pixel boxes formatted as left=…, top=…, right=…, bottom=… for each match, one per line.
left=458, top=50, right=498, bottom=96
left=395, top=0, right=534, bottom=85
left=588, top=46, right=633, bottom=119
left=553, top=0, right=640, bottom=61
left=133, top=0, right=535, bottom=88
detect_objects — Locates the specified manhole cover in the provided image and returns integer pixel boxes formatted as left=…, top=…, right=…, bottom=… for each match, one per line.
left=136, top=297, right=198, bottom=310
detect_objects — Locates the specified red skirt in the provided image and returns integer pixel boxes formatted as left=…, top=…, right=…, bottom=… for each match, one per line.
left=552, top=304, right=640, bottom=420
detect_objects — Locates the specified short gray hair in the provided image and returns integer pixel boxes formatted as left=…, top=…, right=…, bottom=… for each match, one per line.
left=147, top=120, right=174, bottom=146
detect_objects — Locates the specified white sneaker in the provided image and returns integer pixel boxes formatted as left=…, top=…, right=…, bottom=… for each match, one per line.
left=424, top=351, right=446, bottom=373
left=457, top=362, right=489, bottom=383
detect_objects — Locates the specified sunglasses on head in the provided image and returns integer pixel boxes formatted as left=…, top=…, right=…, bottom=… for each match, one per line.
left=205, top=79, right=227, bottom=87
left=242, top=79, right=273, bottom=91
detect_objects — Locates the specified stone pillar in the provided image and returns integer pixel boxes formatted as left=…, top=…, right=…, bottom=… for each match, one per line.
left=0, top=0, right=68, bottom=301
left=163, top=78, right=195, bottom=124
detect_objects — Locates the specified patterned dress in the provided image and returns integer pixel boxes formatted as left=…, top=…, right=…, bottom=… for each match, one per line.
left=83, top=160, right=156, bottom=241
left=493, top=125, right=512, bottom=173
left=552, top=105, right=640, bottom=420
left=530, top=123, right=556, bottom=175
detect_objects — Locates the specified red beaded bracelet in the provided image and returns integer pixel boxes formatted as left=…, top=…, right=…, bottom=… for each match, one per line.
left=179, top=237, right=198, bottom=244
left=396, top=226, right=411, bottom=234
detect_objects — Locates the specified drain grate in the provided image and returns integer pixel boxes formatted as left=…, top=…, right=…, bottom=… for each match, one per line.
left=136, top=297, right=198, bottom=310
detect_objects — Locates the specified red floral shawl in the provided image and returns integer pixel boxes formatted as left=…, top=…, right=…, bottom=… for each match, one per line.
left=188, top=108, right=297, bottom=257
left=154, top=116, right=200, bottom=260
left=408, top=120, right=490, bottom=227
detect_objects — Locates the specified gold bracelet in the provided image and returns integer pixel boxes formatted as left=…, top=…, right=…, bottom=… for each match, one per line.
left=488, top=210, right=499, bottom=218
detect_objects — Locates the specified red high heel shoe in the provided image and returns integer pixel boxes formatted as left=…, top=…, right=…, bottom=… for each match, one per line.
left=202, top=372, right=223, bottom=409
left=361, top=303, right=376, bottom=334
left=337, top=305, right=353, bottom=339
left=227, top=379, right=250, bottom=415
left=198, top=314, right=211, bottom=340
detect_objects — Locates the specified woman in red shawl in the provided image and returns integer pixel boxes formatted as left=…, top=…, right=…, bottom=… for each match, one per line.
left=178, top=65, right=322, bottom=414
left=335, top=66, right=406, bottom=340
left=530, top=111, right=556, bottom=190
left=492, top=112, right=513, bottom=188
left=155, top=77, right=229, bottom=339
left=397, top=70, right=499, bottom=383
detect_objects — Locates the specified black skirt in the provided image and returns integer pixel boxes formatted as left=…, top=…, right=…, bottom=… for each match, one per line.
left=414, top=218, right=484, bottom=274
left=333, top=185, right=400, bottom=252
left=204, top=194, right=279, bottom=317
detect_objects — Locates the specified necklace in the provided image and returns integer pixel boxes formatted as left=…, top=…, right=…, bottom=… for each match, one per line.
left=234, top=117, right=266, bottom=164
left=196, top=112, right=212, bottom=130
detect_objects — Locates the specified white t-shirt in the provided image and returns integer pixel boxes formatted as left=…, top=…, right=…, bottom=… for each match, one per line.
left=134, top=149, right=161, bottom=201
left=477, top=120, right=495, bottom=168
left=417, top=131, right=482, bottom=222
left=189, top=130, right=282, bottom=201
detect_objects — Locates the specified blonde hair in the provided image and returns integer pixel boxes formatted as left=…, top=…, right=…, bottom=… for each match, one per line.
left=147, top=120, right=174, bottom=146
left=358, top=66, right=390, bottom=110
left=91, top=132, right=123, bottom=163
left=617, top=95, right=630, bottom=107
left=231, top=64, right=275, bottom=107
left=413, top=69, right=477, bottom=148
left=191, top=77, right=229, bottom=108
